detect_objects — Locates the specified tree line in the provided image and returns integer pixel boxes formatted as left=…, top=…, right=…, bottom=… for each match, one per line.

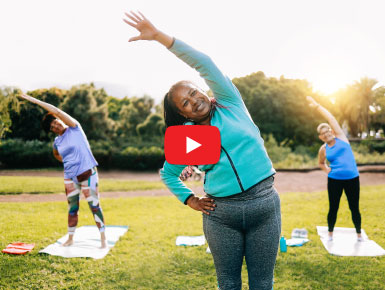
left=1, top=73, right=384, bottom=169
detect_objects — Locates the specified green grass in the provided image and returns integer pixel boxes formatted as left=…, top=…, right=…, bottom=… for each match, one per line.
left=0, top=176, right=168, bottom=194
left=0, top=185, right=384, bottom=289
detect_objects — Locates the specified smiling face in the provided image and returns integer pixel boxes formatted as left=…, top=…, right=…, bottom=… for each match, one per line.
left=170, top=82, right=212, bottom=124
left=50, top=119, right=67, bottom=135
left=318, top=124, right=335, bottom=143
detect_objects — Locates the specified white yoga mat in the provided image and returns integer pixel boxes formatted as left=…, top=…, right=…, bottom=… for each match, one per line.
left=39, top=225, right=128, bottom=259
left=176, top=235, right=206, bottom=246
left=317, top=226, right=385, bottom=257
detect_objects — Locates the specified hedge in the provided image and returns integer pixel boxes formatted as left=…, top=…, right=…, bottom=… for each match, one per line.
left=0, top=139, right=165, bottom=170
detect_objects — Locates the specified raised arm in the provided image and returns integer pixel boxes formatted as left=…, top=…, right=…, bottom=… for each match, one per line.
left=306, top=96, right=348, bottom=143
left=18, top=94, right=77, bottom=127
left=123, top=11, right=240, bottom=105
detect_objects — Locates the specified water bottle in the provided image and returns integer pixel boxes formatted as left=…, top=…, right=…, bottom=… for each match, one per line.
left=280, top=236, right=287, bottom=253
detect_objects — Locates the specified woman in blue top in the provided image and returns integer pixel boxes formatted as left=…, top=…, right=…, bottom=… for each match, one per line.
left=18, top=94, right=106, bottom=248
left=124, top=12, right=280, bottom=290
left=307, top=96, right=362, bottom=242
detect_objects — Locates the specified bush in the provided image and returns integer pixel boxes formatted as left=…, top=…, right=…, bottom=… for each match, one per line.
left=264, top=134, right=291, bottom=163
left=357, top=139, right=385, bottom=154
left=293, top=144, right=320, bottom=158
left=274, top=153, right=318, bottom=169
left=2, top=136, right=383, bottom=170
left=0, top=139, right=165, bottom=170
left=112, top=146, right=164, bottom=170
left=89, top=140, right=117, bottom=170
left=0, top=139, right=58, bottom=168
left=264, top=135, right=320, bottom=169
left=353, top=150, right=385, bottom=165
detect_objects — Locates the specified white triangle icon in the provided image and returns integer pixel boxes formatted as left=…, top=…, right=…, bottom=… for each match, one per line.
left=186, top=137, right=202, bottom=154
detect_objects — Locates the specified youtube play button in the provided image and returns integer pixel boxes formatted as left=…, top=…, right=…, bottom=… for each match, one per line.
left=186, top=137, right=201, bottom=153
left=164, top=125, right=221, bottom=165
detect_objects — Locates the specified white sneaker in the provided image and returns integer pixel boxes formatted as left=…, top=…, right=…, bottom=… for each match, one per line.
left=327, top=236, right=333, bottom=241
left=357, top=237, right=364, bottom=242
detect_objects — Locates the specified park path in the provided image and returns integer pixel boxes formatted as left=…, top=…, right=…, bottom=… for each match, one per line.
left=1, top=166, right=385, bottom=203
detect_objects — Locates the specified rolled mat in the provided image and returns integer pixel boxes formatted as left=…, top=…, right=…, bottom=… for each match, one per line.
left=2, top=243, right=35, bottom=255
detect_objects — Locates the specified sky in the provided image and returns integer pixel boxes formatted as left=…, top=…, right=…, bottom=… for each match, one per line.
left=1, top=0, right=385, bottom=103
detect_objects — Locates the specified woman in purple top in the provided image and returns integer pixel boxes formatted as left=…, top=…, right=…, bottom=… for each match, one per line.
left=307, top=96, right=362, bottom=242
left=18, top=94, right=106, bottom=248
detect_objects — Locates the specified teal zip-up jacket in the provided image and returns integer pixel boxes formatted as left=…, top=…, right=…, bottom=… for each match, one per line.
left=160, top=39, right=275, bottom=204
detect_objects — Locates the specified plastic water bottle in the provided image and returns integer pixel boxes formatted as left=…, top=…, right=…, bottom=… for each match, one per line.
left=280, top=236, right=287, bottom=253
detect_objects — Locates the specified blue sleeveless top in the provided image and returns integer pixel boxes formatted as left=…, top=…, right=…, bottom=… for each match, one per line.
left=325, top=138, right=359, bottom=180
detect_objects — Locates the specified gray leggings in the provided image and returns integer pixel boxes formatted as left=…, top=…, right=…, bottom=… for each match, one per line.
left=203, top=176, right=281, bottom=290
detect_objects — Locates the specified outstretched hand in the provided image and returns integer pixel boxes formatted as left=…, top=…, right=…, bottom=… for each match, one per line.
left=123, top=11, right=159, bottom=42
left=306, top=96, right=318, bottom=108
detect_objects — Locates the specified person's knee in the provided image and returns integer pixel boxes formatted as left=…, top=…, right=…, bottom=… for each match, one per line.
left=90, top=204, right=101, bottom=213
left=69, top=205, right=79, bottom=215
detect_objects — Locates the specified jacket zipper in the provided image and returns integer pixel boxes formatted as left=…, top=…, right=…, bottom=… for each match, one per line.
left=221, top=146, right=244, bottom=192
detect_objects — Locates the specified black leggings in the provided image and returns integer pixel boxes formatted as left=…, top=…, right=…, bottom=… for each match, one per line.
left=327, top=176, right=361, bottom=233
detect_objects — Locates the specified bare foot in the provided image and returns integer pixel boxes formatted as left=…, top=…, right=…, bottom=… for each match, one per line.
left=62, top=239, right=74, bottom=247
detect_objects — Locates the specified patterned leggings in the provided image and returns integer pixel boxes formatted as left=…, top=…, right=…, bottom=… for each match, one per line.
left=64, top=168, right=105, bottom=235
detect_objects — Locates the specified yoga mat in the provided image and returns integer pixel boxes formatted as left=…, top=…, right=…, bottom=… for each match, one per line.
left=176, top=235, right=206, bottom=246
left=39, top=225, right=128, bottom=259
left=317, top=226, right=385, bottom=257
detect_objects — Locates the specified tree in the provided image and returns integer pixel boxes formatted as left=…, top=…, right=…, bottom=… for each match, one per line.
left=371, top=85, right=385, bottom=133
left=117, top=95, right=154, bottom=138
left=136, top=113, right=165, bottom=138
left=7, top=88, right=65, bottom=141
left=334, top=77, right=378, bottom=136
left=232, top=72, right=322, bottom=147
left=61, top=84, right=114, bottom=140
left=0, top=87, right=21, bottom=141
left=107, top=96, right=131, bottom=121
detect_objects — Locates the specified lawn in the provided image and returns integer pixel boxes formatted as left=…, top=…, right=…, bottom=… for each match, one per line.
left=0, top=185, right=384, bottom=289
left=0, top=176, right=168, bottom=195
left=0, top=176, right=201, bottom=195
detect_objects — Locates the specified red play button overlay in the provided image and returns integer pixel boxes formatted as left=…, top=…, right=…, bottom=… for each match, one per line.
left=164, top=125, right=221, bottom=165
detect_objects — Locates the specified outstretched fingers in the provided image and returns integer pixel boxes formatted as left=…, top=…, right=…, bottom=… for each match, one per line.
left=138, top=11, right=146, bottom=20
left=123, top=18, right=137, bottom=28
left=130, top=11, right=143, bottom=22
left=123, top=12, right=139, bottom=28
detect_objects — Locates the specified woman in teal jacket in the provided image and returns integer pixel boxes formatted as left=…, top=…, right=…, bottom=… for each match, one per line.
left=124, top=12, right=281, bottom=290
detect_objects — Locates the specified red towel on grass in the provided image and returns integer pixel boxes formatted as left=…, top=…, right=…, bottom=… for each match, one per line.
left=2, top=242, right=35, bottom=254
